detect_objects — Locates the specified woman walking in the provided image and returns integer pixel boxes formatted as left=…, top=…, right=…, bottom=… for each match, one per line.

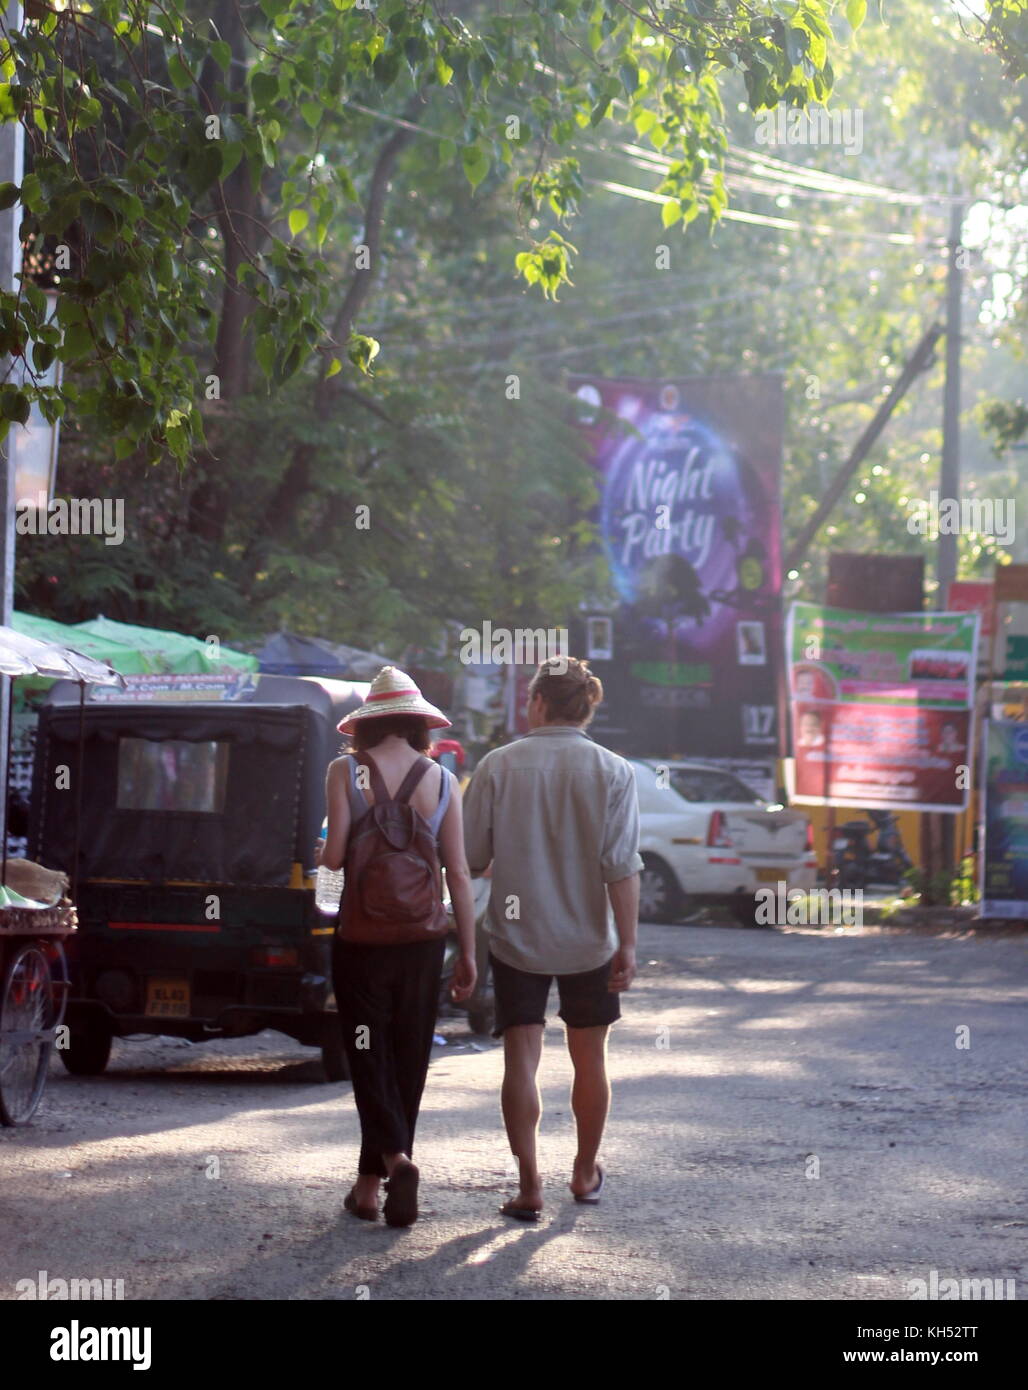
left=320, top=667, right=477, bottom=1227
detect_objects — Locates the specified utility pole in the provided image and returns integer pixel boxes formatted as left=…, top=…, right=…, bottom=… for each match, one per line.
left=937, top=195, right=965, bottom=885
left=938, top=198, right=965, bottom=601
left=0, top=2, right=24, bottom=841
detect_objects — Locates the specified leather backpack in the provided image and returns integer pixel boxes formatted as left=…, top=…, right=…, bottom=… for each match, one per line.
left=336, top=752, right=449, bottom=946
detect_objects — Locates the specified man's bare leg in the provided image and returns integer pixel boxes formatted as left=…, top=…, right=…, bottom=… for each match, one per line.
left=500, top=1023, right=545, bottom=1213
left=565, top=1024, right=610, bottom=1196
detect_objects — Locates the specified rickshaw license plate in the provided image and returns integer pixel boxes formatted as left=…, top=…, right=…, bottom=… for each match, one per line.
left=145, top=978, right=191, bottom=1018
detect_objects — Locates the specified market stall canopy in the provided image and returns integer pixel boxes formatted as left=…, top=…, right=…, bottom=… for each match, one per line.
left=0, top=624, right=124, bottom=685
left=13, top=612, right=258, bottom=675
left=0, top=639, right=36, bottom=677
left=256, top=629, right=393, bottom=681
left=13, top=611, right=155, bottom=673
left=72, top=616, right=258, bottom=673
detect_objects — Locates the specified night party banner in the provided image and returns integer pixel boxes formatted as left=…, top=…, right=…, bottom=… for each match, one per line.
left=786, top=601, right=979, bottom=812
left=569, top=375, right=783, bottom=759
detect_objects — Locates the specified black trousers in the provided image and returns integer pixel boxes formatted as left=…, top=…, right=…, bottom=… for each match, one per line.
left=332, top=936, right=446, bottom=1177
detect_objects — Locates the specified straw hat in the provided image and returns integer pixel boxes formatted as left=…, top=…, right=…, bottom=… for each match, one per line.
left=337, top=665, right=451, bottom=735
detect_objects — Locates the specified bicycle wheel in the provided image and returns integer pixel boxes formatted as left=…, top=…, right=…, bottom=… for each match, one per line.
left=0, top=943, right=55, bottom=1126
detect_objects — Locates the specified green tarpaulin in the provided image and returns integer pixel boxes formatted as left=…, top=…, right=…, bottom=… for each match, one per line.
left=71, top=616, right=257, bottom=674
left=10, top=613, right=257, bottom=709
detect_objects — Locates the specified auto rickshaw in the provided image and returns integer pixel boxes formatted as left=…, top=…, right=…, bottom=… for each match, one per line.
left=29, top=674, right=367, bottom=1081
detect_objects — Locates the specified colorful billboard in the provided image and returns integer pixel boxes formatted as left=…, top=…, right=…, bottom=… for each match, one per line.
left=786, top=602, right=979, bottom=812
left=981, top=719, right=1028, bottom=918
left=569, top=375, right=783, bottom=758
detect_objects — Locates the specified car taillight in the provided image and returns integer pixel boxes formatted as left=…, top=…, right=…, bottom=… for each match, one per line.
left=250, top=947, right=299, bottom=968
left=707, top=810, right=734, bottom=848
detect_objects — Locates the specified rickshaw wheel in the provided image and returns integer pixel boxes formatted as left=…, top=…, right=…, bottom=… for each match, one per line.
left=0, top=943, right=55, bottom=1127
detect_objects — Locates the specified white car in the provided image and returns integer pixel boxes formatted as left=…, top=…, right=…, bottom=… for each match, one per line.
left=631, top=759, right=817, bottom=925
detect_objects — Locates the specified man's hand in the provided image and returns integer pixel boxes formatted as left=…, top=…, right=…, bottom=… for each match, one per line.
left=450, top=954, right=478, bottom=1003
left=608, top=946, right=636, bottom=992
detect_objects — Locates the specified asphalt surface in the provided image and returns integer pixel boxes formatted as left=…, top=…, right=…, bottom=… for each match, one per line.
left=1, top=919, right=1025, bottom=1301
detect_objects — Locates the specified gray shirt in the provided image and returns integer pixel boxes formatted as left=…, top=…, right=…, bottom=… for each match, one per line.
left=462, top=725, right=643, bottom=975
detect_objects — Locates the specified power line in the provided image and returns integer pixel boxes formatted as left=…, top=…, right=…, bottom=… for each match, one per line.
left=582, top=174, right=939, bottom=246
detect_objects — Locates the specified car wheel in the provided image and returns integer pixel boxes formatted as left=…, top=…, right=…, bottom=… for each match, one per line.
left=732, top=894, right=773, bottom=929
left=59, top=1018, right=112, bottom=1077
left=319, top=1014, right=351, bottom=1082
left=639, top=856, right=684, bottom=924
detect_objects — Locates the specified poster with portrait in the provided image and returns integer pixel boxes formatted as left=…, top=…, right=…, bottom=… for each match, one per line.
left=568, top=375, right=783, bottom=758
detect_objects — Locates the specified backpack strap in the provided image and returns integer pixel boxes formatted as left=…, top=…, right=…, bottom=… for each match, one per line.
left=354, top=751, right=390, bottom=804
left=393, top=756, right=432, bottom=805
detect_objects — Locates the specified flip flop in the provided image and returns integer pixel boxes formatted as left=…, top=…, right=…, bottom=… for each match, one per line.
left=383, top=1160, right=420, bottom=1228
left=571, top=1164, right=605, bottom=1204
left=499, top=1199, right=542, bottom=1222
left=344, top=1188, right=379, bottom=1222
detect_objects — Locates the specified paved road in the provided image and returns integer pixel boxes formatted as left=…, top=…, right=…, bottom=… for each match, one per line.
left=2, top=921, right=1025, bottom=1300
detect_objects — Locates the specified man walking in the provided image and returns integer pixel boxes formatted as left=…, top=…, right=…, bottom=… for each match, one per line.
left=462, top=656, right=641, bottom=1219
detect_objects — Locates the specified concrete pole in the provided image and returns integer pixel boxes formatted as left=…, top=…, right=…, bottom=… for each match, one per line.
left=0, top=2, right=24, bottom=849
left=939, top=196, right=965, bottom=879
left=938, top=198, right=964, bottom=602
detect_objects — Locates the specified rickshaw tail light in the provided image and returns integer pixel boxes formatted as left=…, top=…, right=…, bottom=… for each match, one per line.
left=250, top=947, right=300, bottom=969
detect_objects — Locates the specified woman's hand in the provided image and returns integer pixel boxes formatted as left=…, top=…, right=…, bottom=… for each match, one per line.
left=450, top=954, right=478, bottom=1003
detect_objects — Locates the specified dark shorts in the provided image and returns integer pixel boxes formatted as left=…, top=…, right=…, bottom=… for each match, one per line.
left=489, top=952, right=621, bottom=1038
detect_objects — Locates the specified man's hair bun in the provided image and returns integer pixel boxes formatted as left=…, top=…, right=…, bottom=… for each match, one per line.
left=529, top=656, right=603, bottom=724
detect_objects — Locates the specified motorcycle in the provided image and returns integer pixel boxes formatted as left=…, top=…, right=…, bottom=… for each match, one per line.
left=832, top=809, right=912, bottom=890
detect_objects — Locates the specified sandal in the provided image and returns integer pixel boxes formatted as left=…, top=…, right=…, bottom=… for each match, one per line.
left=571, top=1165, right=605, bottom=1205
left=499, top=1198, right=542, bottom=1222
left=383, top=1160, right=420, bottom=1228
left=344, top=1188, right=379, bottom=1222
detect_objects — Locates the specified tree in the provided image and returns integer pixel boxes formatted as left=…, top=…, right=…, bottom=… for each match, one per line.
left=0, top=0, right=854, bottom=464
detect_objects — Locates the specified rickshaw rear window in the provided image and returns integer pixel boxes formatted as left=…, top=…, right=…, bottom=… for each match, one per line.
left=116, top=738, right=229, bottom=813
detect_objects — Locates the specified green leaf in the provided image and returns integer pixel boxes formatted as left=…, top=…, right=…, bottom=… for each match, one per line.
left=167, top=54, right=193, bottom=90
left=288, top=208, right=309, bottom=236
left=250, top=71, right=280, bottom=108
left=1, top=389, right=30, bottom=424
left=0, top=181, right=17, bottom=211
left=347, top=333, right=380, bottom=375
left=300, top=100, right=322, bottom=130
left=211, top=40, right=232, bottom=73
left=255, top=333, right=276, bottom=379
left=435, top=56, right=453, bottom=86
left=325, top=357, right=342, bottom=379
left=661, top=200, right=682, bottom=228
left=461, top=144, right=490, bottom=191
left=32, top=341, right=56, bottom=373
left=846, top=0, right=867, bottom=30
